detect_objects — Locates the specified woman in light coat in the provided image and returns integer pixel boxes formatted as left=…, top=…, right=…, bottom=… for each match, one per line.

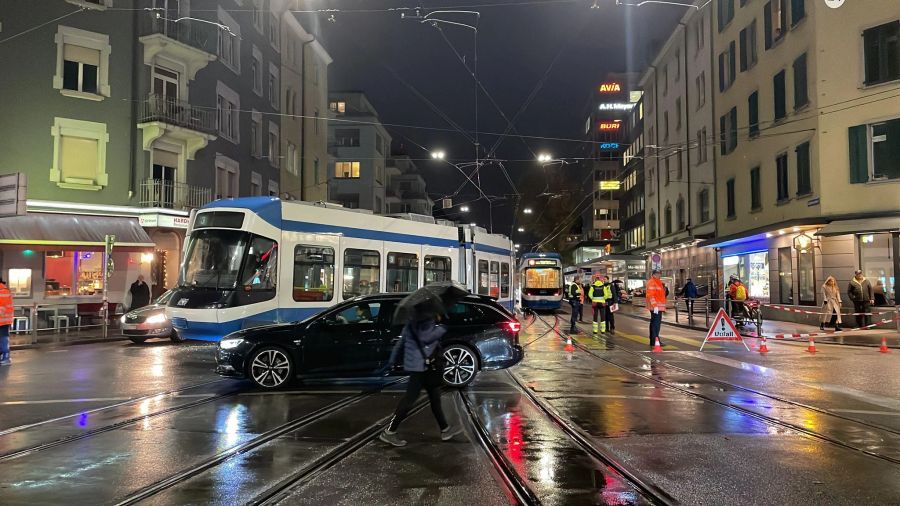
left=821, top=276, right=843, bottom=331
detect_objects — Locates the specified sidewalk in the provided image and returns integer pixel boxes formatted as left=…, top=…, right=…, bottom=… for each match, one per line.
left=8, top=327, right=130, bottom=350
left=611, top=302, right=900, bottom=349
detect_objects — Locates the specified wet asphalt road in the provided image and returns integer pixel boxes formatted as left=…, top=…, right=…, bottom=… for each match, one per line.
left=1, top=311, right=899, bottom=505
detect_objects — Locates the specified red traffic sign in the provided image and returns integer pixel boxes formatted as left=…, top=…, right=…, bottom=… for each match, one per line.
left=700, top=309, right=749, bottom=351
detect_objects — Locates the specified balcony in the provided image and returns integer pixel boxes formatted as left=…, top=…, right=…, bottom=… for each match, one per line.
left=139, top=15, right=216, bottom=80
left=140, top=179, right=212, bottom=211
left=138, top=95, right=216, bottom=160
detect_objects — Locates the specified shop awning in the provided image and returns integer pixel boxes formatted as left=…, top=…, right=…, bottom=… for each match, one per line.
left=815, top=217, right=900, bottom=237
left=0, top=213, right=155, bottom=251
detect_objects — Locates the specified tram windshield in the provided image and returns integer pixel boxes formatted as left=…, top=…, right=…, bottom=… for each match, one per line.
left=180, top=229, right=280, bottom=290
left=524, top=267, right=560, bottom=290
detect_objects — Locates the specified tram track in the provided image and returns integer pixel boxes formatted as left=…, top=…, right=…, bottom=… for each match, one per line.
left=113, top=378, right=407, bottom=506
left=529, top=313, right=900, bottom=467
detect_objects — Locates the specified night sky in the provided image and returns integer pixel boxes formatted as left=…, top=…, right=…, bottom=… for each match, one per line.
left=309, top=0, right=683, bottom=240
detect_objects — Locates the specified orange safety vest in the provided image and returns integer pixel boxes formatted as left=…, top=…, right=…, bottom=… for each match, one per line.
left=0, top=283, right=13, bottom=326
left=646, top=278, right=667, bottom=312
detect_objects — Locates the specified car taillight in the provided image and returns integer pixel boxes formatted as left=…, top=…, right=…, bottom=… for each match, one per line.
left=498, top=320, right=521, bottom=333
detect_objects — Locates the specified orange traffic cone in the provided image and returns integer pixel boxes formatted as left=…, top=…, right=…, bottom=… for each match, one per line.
left=652, top=337, right=663, bottom=353
left=564, top=336, right=575, bottom=352
left=879, top=337, right=890, bottom=354
left=758, top=335, right=770, bottom=353
left=806, top=336, right=818, bottom=353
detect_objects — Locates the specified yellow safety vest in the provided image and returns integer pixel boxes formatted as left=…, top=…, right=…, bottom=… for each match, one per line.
left=589, top=281, right=610, bottom=304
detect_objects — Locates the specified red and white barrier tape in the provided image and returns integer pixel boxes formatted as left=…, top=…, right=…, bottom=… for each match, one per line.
left=762, top=304, right=895, bottom=316
left=763, top=316, right=900, bottom=340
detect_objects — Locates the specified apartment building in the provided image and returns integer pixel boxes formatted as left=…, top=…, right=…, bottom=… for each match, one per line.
left=327, top=92, right=391, bottom=213
left=703, top=0, right=899, bottom=316
left=641, top=0, right=719, bottom=295
left=619, top=95, right=646, bottom=255
left=385, top=155, right=435, bottom=216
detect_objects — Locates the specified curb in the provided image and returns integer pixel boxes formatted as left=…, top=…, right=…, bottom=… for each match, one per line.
left=10, top=335, right=133, bottom=351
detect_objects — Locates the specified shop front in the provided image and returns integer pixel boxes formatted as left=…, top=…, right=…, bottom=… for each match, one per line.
left=650, top=242, right=719, bottom=298
left=139, top=211, right=190, bottom=299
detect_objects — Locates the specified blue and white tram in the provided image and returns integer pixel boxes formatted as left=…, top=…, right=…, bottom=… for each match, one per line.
left=518, top=252, right=564, bottom=310
left=167, top=197, right=515, bottom=341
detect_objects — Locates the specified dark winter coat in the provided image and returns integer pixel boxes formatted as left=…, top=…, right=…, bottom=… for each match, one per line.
left=847, top=278, right=874, bottom=303
left=683, top=281, right=698, bottom=299
left=129, top=280, right=151, bottom=309
left=387, top=318, right=447, bottom=372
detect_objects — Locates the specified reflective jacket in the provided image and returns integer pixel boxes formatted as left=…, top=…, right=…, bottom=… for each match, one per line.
left=568, top=282, right=584, bottom=304
left=646, top=278, right=667, bottom=312
left=0, top=282, right=13, bottom=326
left=588, top=281, right=612, bottom=304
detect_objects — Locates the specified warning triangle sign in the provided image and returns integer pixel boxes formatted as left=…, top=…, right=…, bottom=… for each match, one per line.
left=700, top=309, right=749, bottom=351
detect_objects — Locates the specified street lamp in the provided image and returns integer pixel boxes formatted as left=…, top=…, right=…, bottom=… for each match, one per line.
left=523, top=208, right=533, bottom=214
left=514, top=244, right=520, bottom=249
left=431, top=150, right=446, bottom=160
left=517, top=227, right=525, bottom=232
left=470, top=222, right=478, bottom=227
left=537, top=153, right=553, bottom=163
left=460, top=205, right=469, bottom=212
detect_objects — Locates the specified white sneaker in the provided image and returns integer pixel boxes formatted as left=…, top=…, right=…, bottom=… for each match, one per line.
left=441, top=425, right=462, bottom=441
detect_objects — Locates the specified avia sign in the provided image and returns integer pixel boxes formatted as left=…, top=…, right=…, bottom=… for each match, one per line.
left=598, top=122, right=621, bottom=131
left=598, top=103, right=633, bottom=111
left=598, top=82, right=622, bottom=93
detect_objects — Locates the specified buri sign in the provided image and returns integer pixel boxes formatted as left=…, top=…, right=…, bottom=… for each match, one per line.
left=598, top=122, right=621, bottom=131
left=598, top=82, right=622, bottom=93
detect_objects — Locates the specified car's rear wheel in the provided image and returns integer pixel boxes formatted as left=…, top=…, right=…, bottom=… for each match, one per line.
left=129, top=337, right=147, bottom=344
left=248, top=346, right=294, bottom=389
left=169, top=330, right=185, bottom=343
left=442, top=344, right=478, bottom=388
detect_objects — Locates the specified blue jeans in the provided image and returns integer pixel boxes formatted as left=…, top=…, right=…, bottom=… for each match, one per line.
left=0, top=324, right=9, bottom=359
left=649, top=312, right=662, bottom=346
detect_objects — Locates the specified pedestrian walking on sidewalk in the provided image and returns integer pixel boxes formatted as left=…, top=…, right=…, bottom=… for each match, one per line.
left=820, top=276, right=843, bottom=331
left=646, top=270, right=667, bottom=348
left=682, top=278, right=698, bottom=316
left=129, top=275, right=151, bottom=310
left=568, top=275, right=584, bottom=333
left=379, top=311, right=461, bottom=447
left=0, top=278, right=13, bottom=365
left=848, top=270, right=874, bottom=328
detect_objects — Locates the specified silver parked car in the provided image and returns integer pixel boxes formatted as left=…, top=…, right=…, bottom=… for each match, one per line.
left=120, top=290, right=183, bottom=344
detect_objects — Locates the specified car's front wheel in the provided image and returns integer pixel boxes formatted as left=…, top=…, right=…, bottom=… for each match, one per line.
left=248, top=346, right=294, bottom=389
left=169, top=330, right=185, bottom=343
left=442, top=344, right=478, bottom=388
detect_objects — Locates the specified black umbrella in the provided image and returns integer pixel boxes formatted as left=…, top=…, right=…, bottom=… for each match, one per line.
left=392, top=281, right=470, bottom=324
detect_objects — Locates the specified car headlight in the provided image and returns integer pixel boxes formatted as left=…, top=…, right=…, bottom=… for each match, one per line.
left=145, top=313, right=167, bottom=325
left=120, top=315, right=127, bottom=324
left=219, top=338, right=244, bottom=350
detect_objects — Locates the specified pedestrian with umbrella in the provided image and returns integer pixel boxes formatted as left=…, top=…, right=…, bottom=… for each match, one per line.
left=379, top=282, right=467, bottom=447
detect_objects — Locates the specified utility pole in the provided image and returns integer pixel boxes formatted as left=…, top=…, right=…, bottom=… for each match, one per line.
left=103, top=234, right=115, bottom=339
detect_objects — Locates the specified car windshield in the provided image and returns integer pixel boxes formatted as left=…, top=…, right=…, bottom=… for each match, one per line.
left=155, top=289, right=174, bottom=305
left=180, top=229, right=249, bottom=289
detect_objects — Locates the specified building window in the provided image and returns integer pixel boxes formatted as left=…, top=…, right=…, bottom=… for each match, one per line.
left=776, top=153, right=789, bottom=201
left=269, top=13, right=280, bottom=51
left=268, top=63, right=280, bottom=110
left=675, top=98, right=682, bottom=130
left=215, top=154, right=239, bottom=199
left=7, top=268, right=32, bottom=297
left=748, top=90, right=760, bottom=138
left=663, top=111, right=669, bottom=140
left=217, top=7, right=240, bottom=74
left=216, top=82, right=239, bottom=143
left=796, top=141, right=811, bottom=194
left=696, top=14, right=705, bottom=52
left=798, top=244, right=815, bottom=305
left=764, top=0, right=787, bottom=50
left=696, top=72, right=706, bottom=109
left=726, top=178, right=736, bottom=218
left=334, top=128, right=360, bottom=147
left=376, top=134, right=384, bottom=155
left=49, top=117, right=109, bottom=190
left=53, top=26, right=111, bottom=99
left=665, top=156, right=671, bottom=185
left=849, top=121, right=900, bottom=183
left=287, top=143, right=298, bottom=175
left=793, top=53, right=808, bottom=109
left=720, top=106, right=738, bottom=155
left=268, top=123, right=280, bottom=168
left=699, top=189, right=710, bottom=223
left=292, top=245, right=334, bottom=302
left=250, top=172, right=262, bottom=196
left=252, top=0, right=265, bottom=33
left=740, top=20, right=758, bottom=72
left=773, top=69, right=786, bottom=121
left=335, top=161, right=361, bottom=178
left=859, top=234, right=895, bottom=305
left=864, top=21, right=900, bottom=86
left=676, top=197, right=685, bottom=230
left=425, top=256, right=452, bottom=284
left=388, top=253, right=419, bottom=292
left=673, top=50, right=681, bottom=81
left=790, top=0, right=805, bottom=27
left=718, top=0, right=735, bottom=32
left=664, top=203, right=672, bottom=235
left=720, top=41, right=737, bottom=93
left=329, top=101, right=346, bottom=113
left=251, top=46, right=263, bottom=96
left=662, top=66, right=668, bottom=96
left=314, top=157, right=320, bottom=183
left=45, top=251, right=105, bottom=297
left=675, top=150, right=683, bottom=180
left=250, top=111, right=262, bottom=158
left=648, top=211, right=657, bottom=240
left=376, top=164, right=383, bottom=184
left=750, top=166, right=761, bottom=210
left=778, top=247, right=794, bottom=304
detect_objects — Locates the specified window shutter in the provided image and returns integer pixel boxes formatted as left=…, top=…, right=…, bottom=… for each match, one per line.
left=764, top=2, right=773, bottom=49
left=848, top=125, right=868, bottom=183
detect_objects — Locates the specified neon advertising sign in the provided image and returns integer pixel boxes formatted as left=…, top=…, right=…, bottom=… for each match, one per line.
left=598, top=121, right=621, bottom=131
left=598, top=82, right=622, bottom=92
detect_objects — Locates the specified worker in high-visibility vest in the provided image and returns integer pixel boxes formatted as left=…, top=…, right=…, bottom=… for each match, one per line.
left=588, top=274, right=613, bottom=334
left=567, top=275, right=584, bottom=333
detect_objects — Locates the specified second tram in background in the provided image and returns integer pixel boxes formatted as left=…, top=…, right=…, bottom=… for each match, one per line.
left=518, top=252, right=563, bottom=310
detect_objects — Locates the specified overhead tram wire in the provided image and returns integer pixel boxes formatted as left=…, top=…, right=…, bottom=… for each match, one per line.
left=0, top=7, right=85, bottom=44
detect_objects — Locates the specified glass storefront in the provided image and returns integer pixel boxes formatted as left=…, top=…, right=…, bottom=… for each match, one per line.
left=44, top=251, right=105, bottom=297
left=723, top=251, right=769, bottom=301
left=860, top=234, right=895, bottom=306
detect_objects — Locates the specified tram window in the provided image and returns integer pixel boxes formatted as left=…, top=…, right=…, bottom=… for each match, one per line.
left=387, top=252, right=419, bottom=292
left=293, top=245, right=335, bottom=302
left=240, top=236, right=278, bottom=290
left=477, top=260, right=489, bottom=295
left=424, top=256, right=452, bottom=284
left=343, top=249, right=380, bottom=299
left=500, top=263, right=510, bottom=298
left=489, top=261, right=500, bottom=298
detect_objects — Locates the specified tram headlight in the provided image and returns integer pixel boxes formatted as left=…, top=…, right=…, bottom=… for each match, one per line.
left=219, top=338, right=244, bottom=350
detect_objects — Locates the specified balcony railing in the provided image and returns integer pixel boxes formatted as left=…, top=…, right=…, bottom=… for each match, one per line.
left=143, top=13, right=216, bottom=55
left=140, top=179, right=212, bottom=210
left=140, top=95, right=216, bottom=134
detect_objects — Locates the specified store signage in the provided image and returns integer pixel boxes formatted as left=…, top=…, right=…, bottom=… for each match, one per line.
left=599, top=143, right=620, bottom=149
left=598, top=122, right=621, bottom=131
left=139, top=213, right=190, bottom=229
left=599, top=180, right=621, bottom=190
left=598, top=103, right=633, bottom=111
left=0, top=172, right=26, bottom=217
left=598, top=82, right=622, bottom=92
